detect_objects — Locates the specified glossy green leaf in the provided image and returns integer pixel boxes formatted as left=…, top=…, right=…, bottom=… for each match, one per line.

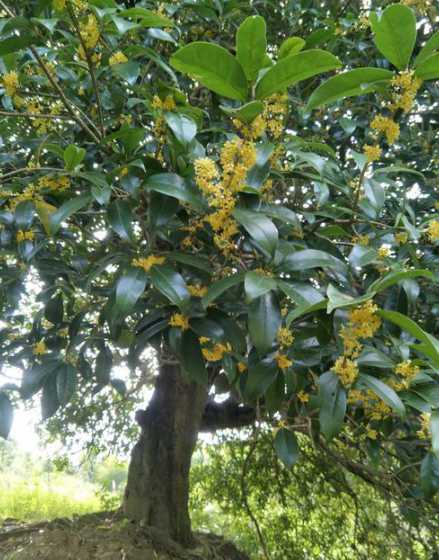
left=319, top=371, right=346, bottom=440
left=256, top=49, right=341, bottom=99
left=244, top=271, right=277, bottom=302
left=280, top=249, right=346, bottom=275
left=415, top=53, right=439, bottom=81
left=41, top=374, right=60, bottom=420
left=107, top=200, right=134, bottom=241
left=368, top=269, right=434, bottom=294
left=164, top=112, right=197, bottom=145
left=431, top=410, right=439, bottom=459
left=246, top=358, right=278, bottom=400
left=359, top=373, right=405, bottom=417
left=170, top=42, right=248, bottom=101
left=0, top=393, right=13, bottom=439
left=95, top=347, right=112, bottom=386
left=56, top=364, right=77, bottom=405
left=233, top=208, right=278, bottom=256
left=248, top=292, right=281, bottom=354
left=278, top=37, right=305, bottom=59
left=181, top=331, right=208, bottom=384
left=306, top=68, right=393, bottom=111
left=112, top=61, right=141, bottom=85
left=202, top=273, right=245, bottom=308
left=358, top=347, right=394, bottom=369
left=149, top=265, right=190, bottom=308
left=45, top=293, right=64, bottom=325
left=420, top=452, right=439, bottom=497
left=49, top=195, right=92, bottom=235
left=274, top=428, right=299, bottom=468
left=220, top=100, right=265, bottom=124
left=120, top=7, right=174, bottom=28
left=115, top=267, right=148, bottom=316
left=236, top=16, right=267, bottom=81
left=63, top=144, right=85, bottom=171
left=144, top=173, right=205, bottom=211
left=326, top=285, right=373, bottom=314
left=370, top=4, right=416, bottom=70
left=415, top=30, right=439, bottom=66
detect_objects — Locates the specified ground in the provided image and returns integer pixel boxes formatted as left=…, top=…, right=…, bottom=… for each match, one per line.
left=0, top=512, right=249, bottom=560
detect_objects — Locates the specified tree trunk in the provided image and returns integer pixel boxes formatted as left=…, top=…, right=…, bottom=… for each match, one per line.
left=123, top=359, right=207, bottom=546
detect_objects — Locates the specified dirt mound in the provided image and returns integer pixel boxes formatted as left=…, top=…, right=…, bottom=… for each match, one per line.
left=0, top=511, right=249, bottom=560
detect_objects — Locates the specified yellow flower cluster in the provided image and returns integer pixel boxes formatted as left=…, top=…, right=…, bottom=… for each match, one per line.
left=297, top=390, right=309, bottom=403
left=363, top=144, right=382, bottom=162
left=237, top=362, right=247, bottom=373
left=378, top=245, right=392, bottom=259
left=276, top=352, right=293, bottom=371
left=262, top=93, right=289, bottom=138
left=352, top=234, right=370, bottom=246
left=390, top=360, right=420, bottom=391
left=201, top=341, right=231, bottom=362
left=232, top=114, right=266, bottom=140
left=151, top=95, right=176, bottom=163
left=394, top=232, right=408, bottom=245
left=390, top=71, right=423, bottom=113
left=16, top=230, right=35, bottom=242
left=187, top=284, right=208, bottom=297
left=427, top=219, right=439, bottom=242
left=194, top=138, right=256, bottom=255
left=370, top=115, right=400, bottom=145
left=348, top=388, right=392, bottom=420
left=169, top=313, right=190, bottom=331
left=132, top=255, right=165, bottom=272
left=38, top=175, right=70, bottom=191
left=109, top=51, right=128, bottom=66
left=333, top=356, right=359, bottom=386
left=151, top=94, right=176, bottom=111
left=33, top=340, right=47, bottom=355
left=80, top=15, right=100, bottom=50
left=277, top=327, right=294, bottom=348
left=417, top=412, right=431, bottom=439
left=2, top=71, right=19, bottom=97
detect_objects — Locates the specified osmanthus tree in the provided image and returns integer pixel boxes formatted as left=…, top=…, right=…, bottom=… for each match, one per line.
left=0, top=0, right=438, bottom=547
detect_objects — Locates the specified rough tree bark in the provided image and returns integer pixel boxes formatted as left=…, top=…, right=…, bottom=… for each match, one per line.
left=123, top=359, right=207, bottom=546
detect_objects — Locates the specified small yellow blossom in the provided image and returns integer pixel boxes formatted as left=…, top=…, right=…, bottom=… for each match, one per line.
left=352, top=234, right=370, bottom=247
left=297, top=390, right=309, bottom=403
left=366, top=428, right=378, bottom=440
left=199, top=337, right=210, bottom=345
left=33, top=340, right=47, bottom=355
left=202, top=342, right=231, bottom=362
left=394, top=232, right=408, bottom=245
left=417, top=412, right=431, bottom=439
left=169, top=313, right=190, bottom=331
left=80, top=15, right=100, bottom=50
left=363, top=144, right=381, bottom=162
left=333, top=356, right=359, bottom=386
left=390, top=70, right=422, bottom=113
left=378, top=245, right=391, bottom=259
left=16, top=230, right=35, bottom=242
left=394, top=360, right=420, bottom=389
left=427, top=220, right=439, bottom=242
left=237, top=362, right=247, bottom=373
left=370, top=115, right=400, bottom=145
left=187, top=284, right=208, bottom=297
left=109, top=51, right=128, bottom=66
left=2, top=71, right=19, bottom=97
left=132, top=255, right=165, bottom=272
left=277, top=327, right=294, bottom=348
left=276, top=353, right=293, bottom=371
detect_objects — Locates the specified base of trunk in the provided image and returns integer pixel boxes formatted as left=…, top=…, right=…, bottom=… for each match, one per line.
left=123, top=361, right=207, bottom=546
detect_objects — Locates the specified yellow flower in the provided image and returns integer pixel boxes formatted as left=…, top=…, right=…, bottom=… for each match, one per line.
left=80, top=15, right=100, bottom=50
left=395, top=360, right=420, bottom=387
left=277, top=327, right=294, bottom=348
left=237, top=362, right=247, bottom=373
left=132, top=255, right=165, bottom=272
left=427, top=220, right=439, bottom=242
left=390, top=70, right=422, bottom=112
left=297, top=390, right=309, bottom=403
left=187, top=284, right=208, bottom=297
left=276, top=353, right=293, bottom=371
left=352, top=234, right=370, bottom=247
left=394, top=232, right=408, bottom=245
left=2, top=71, right=19, bottom=97
left=199, top=337, right=210, bottom=345
left=347, top=300, right=381, bottom=341
left=109, top=51, right=128, bottom=65
left=378, top=245, right=391, bottom=259
left=363, top=144, right=381, bottom=162
left=151, top=94, right=176, bottom=111
left=194, top=158, right=219, bottom=195
left=370, top=115, right=400, bottom=145
left=52, top=0, right=66, bottom=10
left=16, top=230, right=35, bottom=242
left=202, top=342, right=231, bottom=362
left=333, top=356, right=358, bottom=386
left=33, top=340, right=47, bottom=355
left=366, top=428, right=377, bottom=440
left=417, top=412, right=431, bottom=439
left=169, top=313, right=190, bottom=331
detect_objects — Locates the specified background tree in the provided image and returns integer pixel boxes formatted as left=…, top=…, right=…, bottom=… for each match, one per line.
left=0, top=0, right=438, bottom=550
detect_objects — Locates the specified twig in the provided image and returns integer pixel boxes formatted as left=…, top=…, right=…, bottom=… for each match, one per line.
left=0, top=166, right=63, bottom=182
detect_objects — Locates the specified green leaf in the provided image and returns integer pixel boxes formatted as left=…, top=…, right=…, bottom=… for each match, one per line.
left=378, top=310, right=439, bottom=368
left=0, top=35, right=35, bottom=56
left=415, top=53, right=439, bottom=81
left=49, top=195, right=92, bottom=235
left=318, top=371, right=346, bottom=441
left=149, top=265, right=190, bottom=308
left=95, top=347, right=112, bottom=386
left=368, top=269, right=435, bottom=294
left=45, top=293, right=64, bottom=325
left=170, top=41, right=248, bottom=101
left=63, top=144, right=85, bottom=171
left=358, top=347, right=394, bottom=369
left=431, top=410, right=439, bottom=459
left=326, top=285, right=373, bottom=314
left=248, top=292, right=281, bottom=354
left=14, top=201, right=34, bottom=229
left=190, top=318, right=225, bottom=341
left=41, top=374, right=60, bottom=420
left=278, top=37, right=305, bottom=59
left=286, top=300, right=327, bottom=326
left=164, top=112, right=197, bottom=145
left=115, top=267, right=148, bottom=316
left=246, top=358, right=278, bottom=400
left=420, top=452, right=439, bottom=498
left=202, top=273, right=245, bottom=308
left=280, top=249, right=347, bottom=275
left=236, top=15, right=267, bottom=81
left=120, top=7, right=174, bottom=28
left=274, top=428, right=299, bottom=468
left=79, top=172, right=111, bottom=205
left=358, top=373, right=405, bottom=417
left=0, top=394, right=13, bottom=439
left=233, top=208, right=278, bottom=256
left=112, top=61, right=141, bottom=85
left=112, top=15, right=139, bottom=34
left=255, top=49, right=341, bottom=99
left=244, top=271, right=277, bottom=302
left=180, top=330, right=207, bottom=384
left=306, top=68, right=393, bottom=111
left=144, top=173, right=205, bottom=211
left=415, top=29, right=439, bottom=66
left=107, top=200, right=134, bottom=241
left=56, top=364, right=77, bottom=405
left=21, top=364, right=55, bottom=400
left=220, top=100, right=265, bottom=124
left=31, top=18, right=59, bottom=33
left=370, top=4, right=416, bottom=70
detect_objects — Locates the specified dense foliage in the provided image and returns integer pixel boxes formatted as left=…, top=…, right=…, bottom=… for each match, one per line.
left=0, top=0, right=439, bottom=546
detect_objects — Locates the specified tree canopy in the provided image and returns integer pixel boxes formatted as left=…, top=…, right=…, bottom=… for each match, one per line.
left=0, top=0, right=439, bottom=550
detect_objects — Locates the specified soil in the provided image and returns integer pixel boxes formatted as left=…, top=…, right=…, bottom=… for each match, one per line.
left=0, top=511, right=250, bottom=560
